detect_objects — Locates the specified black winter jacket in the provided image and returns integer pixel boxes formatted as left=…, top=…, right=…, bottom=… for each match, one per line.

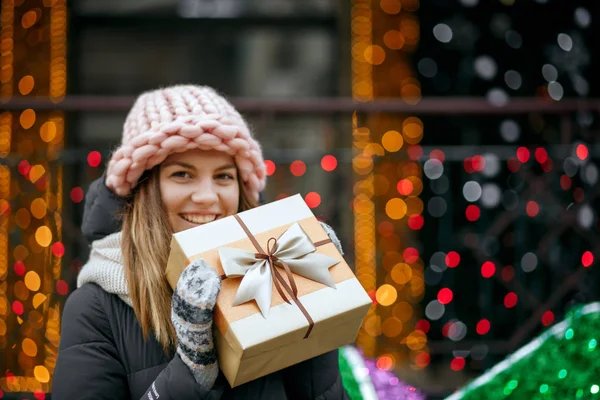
left=52, top=176, right=349, bottom=399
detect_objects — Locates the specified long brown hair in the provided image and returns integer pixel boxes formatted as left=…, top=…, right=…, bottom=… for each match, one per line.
left=122, top=166, right=258, bottom=352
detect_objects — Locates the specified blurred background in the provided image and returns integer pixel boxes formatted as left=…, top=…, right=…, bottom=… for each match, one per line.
left=0, top=0, right=599, bottom=399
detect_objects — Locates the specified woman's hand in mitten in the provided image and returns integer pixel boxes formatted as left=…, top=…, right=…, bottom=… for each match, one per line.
left=171, top=259, right=221, bottom=389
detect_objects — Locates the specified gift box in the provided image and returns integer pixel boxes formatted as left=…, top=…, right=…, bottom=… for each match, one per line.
left=166, top=194, right=372, bottom=388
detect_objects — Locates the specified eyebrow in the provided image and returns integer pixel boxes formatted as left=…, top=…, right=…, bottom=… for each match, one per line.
left=162, top=161, right=236, bottom=171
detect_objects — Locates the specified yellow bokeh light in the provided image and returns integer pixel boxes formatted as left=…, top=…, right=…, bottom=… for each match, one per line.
left=401, top=84, right=422, bottom=106
left=376, top=284, right=397, bottom=306
left=29, top=164, right=45, bottom=183
left=40, top=121, right=57, bottom=142
left=363, top=143, right=385, bottom=157
left=30, top=198, right=47, bottom=219
left=393, top=301, right=414, bottom=322
left=21, top=9, right=40, bottom=29
left=385, top=198, right=407, bottom=220
left=383, top=30, right=405, bottom=50
left=15, top=208, right=31, bottom=229
left=382, top=317, right=403, bottom=338
left=35, top=226, right=52, bottom=247
left=381, top=130, right=404, bottom=152
left=391, top=263, right=413, bottom=284
left=364, top=315, right=382, bottom=337
left=32, top=293, right=47, bottom=309
left=19, top=109, right=36, bottom=130
left=406, top=176, right=423, bottom=196
left=406, top=331, right=427, bottom=351
left=0, top=319, right=6, bottom=336
left=352, top=154, right=373, bottom=175
left=364, top=45, right=386, bottom=65
left=22, top=338, right=37, bottom=357
left=18, top=75, right=34, bottom=95
left=25, top=271, right=41, bottom=291
left=34, top=365, right=50, bottom=383
left=400, top=16, right=420, bottom=45
left=380, top=0, right=401, bottom=14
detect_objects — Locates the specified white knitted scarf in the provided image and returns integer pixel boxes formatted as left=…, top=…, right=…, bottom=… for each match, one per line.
left=76, top=223, right=343, bottom=309
left=77, top=231, right=133, bottom=307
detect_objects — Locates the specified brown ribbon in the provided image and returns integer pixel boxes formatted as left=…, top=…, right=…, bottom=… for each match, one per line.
left=218, top=215, right=332, bottom=339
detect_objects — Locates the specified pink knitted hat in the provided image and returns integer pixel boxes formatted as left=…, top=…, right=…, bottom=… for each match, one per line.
left=105, top=85, right=267, bottom=200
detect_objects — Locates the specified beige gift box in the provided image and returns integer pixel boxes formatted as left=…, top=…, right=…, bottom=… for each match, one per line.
left=166, top=194, right=372, bottom=388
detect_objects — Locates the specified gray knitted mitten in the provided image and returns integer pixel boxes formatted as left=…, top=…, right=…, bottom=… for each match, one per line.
left=171, top=259, right=221, bottom=389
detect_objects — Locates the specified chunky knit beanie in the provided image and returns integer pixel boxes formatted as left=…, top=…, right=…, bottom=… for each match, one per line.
left=105, top=85, right=267, bottom=200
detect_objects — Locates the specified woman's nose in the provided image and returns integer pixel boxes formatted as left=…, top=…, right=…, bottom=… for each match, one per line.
left=190, top=180, right=219, bottom=205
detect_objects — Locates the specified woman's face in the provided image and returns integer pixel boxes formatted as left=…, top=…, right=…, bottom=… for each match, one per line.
left=159, top=149, right=240, bottom=233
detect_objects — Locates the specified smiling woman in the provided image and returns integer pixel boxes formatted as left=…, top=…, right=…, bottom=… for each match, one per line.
left=52, top=85, right=348, bottom=400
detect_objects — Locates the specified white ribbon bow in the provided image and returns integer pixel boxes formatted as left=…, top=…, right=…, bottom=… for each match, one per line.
left=218, top=222, right=340, bottom=318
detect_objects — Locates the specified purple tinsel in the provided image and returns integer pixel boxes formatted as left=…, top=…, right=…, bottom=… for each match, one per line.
left=363, top=358, right=426, bottom=400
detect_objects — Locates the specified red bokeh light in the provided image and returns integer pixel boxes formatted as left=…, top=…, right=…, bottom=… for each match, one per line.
left=516, top=147, right=530, bottom=163
left=501, top=265, right=515, bottom=281
left=321, top=155, right=338, bottom=172
left=445, top=251, right=460, bottom=268
left=534, top=148, right=548, bottom=164
left=264, top=160, right=276, bottom=176
left=430, top=149, right=445, bottom=163
left=87, top=151, right=102, bottom=168
left=476, top=319, right=491, bottom=335
left=560, top=175, right=572, bottom=190
left=403, top=247, right=419, bottom=263
left=541, top=159, right=553, bottom=173
left=450, top=357, right=466, bottom=371
left=33, top=390, right=45, bottom=400
left=397, top=179, right=414, bottom=196
left=290, top=160, right=306, bottom=177
left=13, top=261, right=25, bottom=276
left=464, top=157, right=475, bottom=174
left=408, top=215, right=424, bottom=230
left=407, top=145, right=423, bottom=161
left=466, top=205, right=481, bottom=222
left=504, top=292, right=518, bottom=308
left=51, top=242, right=65, bottom=258
left=367, top=290, right=377, bottom=305
left=304, top=192, right=321, bottom=208
left=437, top=288, right=454, bottom=304
left=582, top=251, right=594, bottom=267
left=12, top=301, right=24, bottom=315
left=541, top=311, right=555, bottom=326
left=507, top=157, right=521, bottom=173
left=526, top=201, right=539, bottom=217
left=376, top=356, right=394, bottom=371
left=481, top=261, right=496, bottom=278
left=18, top=160, right=31, bottom=176
left=70, top=187, right=84, bottom=203
left=414, top=352, right=430, bottom=367
left=442, top=321, right=453, bottom=337
left=56, top=280, right=69, bottom=296
left=576, top=144, right=589, bottom=160
left=415, top=319, right=430, bottom=334
left=471, top=155, right=486, bottom=172
left=0, top=199, right=10, bottom=217
left=378, top=221, right=395, bottom=237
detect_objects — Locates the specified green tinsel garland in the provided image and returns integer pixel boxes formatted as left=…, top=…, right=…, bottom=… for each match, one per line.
left=339, top=348, right=364, bottom=400
left=446, top=303, right=600, bottom=400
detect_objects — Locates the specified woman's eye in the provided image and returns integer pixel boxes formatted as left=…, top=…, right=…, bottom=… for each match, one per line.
left=216, top=173, right=235, bottom=180
left=171, top=171, right=191, bottom=179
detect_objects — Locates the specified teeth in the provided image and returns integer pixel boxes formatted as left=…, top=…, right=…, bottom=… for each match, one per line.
left=181, top=214, right=217, bottom=224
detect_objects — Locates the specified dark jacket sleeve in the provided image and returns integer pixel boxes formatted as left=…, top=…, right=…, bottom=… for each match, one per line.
left=282, top=350, right=349, bottom=400
left=52, top=285, right=129, bottom=400
left=81, top=174, right=126, bottom=244
left=140, top=355, right=226, bottom=400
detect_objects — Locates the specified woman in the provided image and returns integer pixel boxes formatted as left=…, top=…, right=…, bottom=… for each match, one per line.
left=52, top=85, right=348, bottom=399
